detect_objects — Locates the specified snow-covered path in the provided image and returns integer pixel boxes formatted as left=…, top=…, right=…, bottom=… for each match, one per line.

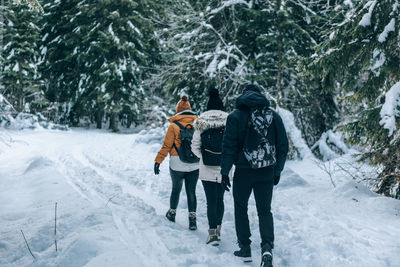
left=0, top=129, right=399, bottom=267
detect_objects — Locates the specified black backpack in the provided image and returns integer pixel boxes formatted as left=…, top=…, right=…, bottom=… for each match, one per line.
left=243, top=107, right=276, bottom=169
left=200, top=126, right=225, bottom=166
left=172, top=121, right=200, bottom=164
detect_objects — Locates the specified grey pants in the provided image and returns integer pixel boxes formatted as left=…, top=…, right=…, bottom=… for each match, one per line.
left=169, top=168, right=199, bottom=212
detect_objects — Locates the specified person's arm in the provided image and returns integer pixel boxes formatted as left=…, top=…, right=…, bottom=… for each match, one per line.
left=191, top=130, right=202, bottom=158
left=155, top=124, right=176, bottom=164
left=273, top=113, right=289, bottom=177
left=221, top=113, right=239, bottom=176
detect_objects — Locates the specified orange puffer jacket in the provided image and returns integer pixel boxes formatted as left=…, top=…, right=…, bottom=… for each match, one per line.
left=155, top=112, right=197, bottom=164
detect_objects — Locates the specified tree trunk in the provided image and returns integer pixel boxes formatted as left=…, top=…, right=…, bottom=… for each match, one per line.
left=276, top=40, right=283, bottom=107
left=109, top=112, right=118, bottom=132
left=17, top=63, right=24, bottom=112
left=96, top=109, right=103, bottom=129
left=275, top=0, right=283, bottom=107
left=127, top=112, right=133, bottom=128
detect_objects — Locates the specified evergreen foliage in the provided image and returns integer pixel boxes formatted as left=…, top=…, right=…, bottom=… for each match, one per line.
left=154, top=0, right=250, bottom=111
left=157, top=0, right=341, bottom=148
left=1, top=1, right=44, bottom=113
left=312, top=0, right=400, bottom=198
left=40, top=0, right=159, bottom=130
left=1, top=0, right=399, bottom=198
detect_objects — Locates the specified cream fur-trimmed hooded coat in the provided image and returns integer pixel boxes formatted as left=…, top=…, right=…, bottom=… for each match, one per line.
left=191, top=110, right=232, bottom=183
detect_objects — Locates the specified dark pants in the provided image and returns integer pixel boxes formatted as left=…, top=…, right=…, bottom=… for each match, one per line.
left=202, top=180, right=225, bottom=229
left=233, top=167, right=274, bottom=251
left=169, top=168, right=199, bottom=212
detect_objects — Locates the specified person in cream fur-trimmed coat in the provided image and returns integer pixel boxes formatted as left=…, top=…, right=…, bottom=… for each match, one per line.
left=191, top=88, right=231, bottom=246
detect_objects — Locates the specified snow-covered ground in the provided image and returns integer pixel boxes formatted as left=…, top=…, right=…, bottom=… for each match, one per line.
left=0, top=129, right=399, bottom=267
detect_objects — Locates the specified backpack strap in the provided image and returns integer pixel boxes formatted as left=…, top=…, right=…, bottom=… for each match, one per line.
left=173, top=120, right=185, bottom=129
left=171, top=121, right=183, bottom=154
left=172, top=142, right=180, bottom=154
left=240, top=109, right=252, bottom=150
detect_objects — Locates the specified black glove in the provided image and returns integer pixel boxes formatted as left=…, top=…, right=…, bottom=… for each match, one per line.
left=154, top=162, right=160, bottom=175
left=274, top=175, right=280, bottom=186
left=221, top=174, right=231, bottom=192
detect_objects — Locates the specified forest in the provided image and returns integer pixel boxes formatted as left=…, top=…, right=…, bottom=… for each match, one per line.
left=1, top=0, right=399, bottom=201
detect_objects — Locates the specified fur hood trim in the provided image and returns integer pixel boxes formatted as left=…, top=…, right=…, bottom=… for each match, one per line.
left=193, top=110, right=228, bottom=132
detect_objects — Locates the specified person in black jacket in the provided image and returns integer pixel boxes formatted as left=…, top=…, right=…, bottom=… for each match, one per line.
left=220, top=84, right=288, bottom=266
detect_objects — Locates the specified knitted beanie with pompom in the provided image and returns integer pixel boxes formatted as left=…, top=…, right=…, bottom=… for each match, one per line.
left=176, top=95, right=191, bottom=113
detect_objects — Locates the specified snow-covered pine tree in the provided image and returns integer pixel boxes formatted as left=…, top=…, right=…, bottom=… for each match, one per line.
left=40, top=0, right=83, bottom=124
left=1, top=0, right=43, bottom=113
left=80, top=0, right=158, bottom=131
left=41, top=0, right=159, bottom=130
left=313, top=0, right=400, bottom=199
left=12, top=0, right=43, bottom=12
left=156, top=0, right=251, bottom=111
left=237, top=0, right=342, bottom=150
left=295, top=1, right=355, bottom=149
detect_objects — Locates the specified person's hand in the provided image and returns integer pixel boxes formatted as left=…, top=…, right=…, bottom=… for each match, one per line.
left=274, top=175, right=280, bottom=186
left=154, top=162, right=160, bottom=175
left=221, top=175, right=231, bottom=191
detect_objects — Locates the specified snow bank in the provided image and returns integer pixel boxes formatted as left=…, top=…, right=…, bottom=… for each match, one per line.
left=1, top=113, right=69, bottom=131
left=380, top=81, right=400, bottom=136
left=0, top=93, right=16, bottom=122
left=312, top=130, right=349, bottom=161
left=1, top=93, right=68, bottom=131
left=0, top=131, right=13, bottom=154
left=1, top=130, right=399, bottom=267
left=133, top=127, right=165, bottom=145
left=276, top=107, right=313, bottom=159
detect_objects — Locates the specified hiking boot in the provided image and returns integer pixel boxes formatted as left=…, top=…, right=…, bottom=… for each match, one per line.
left=165, top=209, right=176, bottom=222
left=216, top=225, right=221, bottom=241
left=260, top=251, right=273, bottom=267
left=233, top=244, right=252, bottom=262
left=189, top=212, right=197, bottom=230
left=206, top=229, right=219, bottom=246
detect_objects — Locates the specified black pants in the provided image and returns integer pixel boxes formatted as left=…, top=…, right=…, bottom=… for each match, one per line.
left=169, top=168, right=199, bottom=212
left=202, top=180, right=225, bottom=229
left=233, top=167, right=274, bottom=251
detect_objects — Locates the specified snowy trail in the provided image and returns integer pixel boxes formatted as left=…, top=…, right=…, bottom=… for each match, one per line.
left=0, top=129, right=399, bottom=267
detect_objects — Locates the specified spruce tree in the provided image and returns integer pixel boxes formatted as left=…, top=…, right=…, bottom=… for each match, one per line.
left=313, top=0, right=400, bottom=198
left=79, top=0, right=156, bottom=131
left=1, top=0, right=42, bottom=112
left=158, top=0, right=340, bottom=150
left=40, top=0, right=83, bottom=124
left=157, top=0, right=251, bottom=111
left=41, top=0, right=159, bottom=129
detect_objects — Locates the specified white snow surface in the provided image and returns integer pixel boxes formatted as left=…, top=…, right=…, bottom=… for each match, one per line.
left=380, top=81, right=400, bottom=136
left=359, top=0, right=377, bottom=27
left=0, top=129, right=399, bottom=267
left=378, top=18, right=395, bottom=43
left=276, top=107, right=313, bottom=159
left=371, top=49, right=386, bottom=76
left=312, top=130, right=349, bottom=161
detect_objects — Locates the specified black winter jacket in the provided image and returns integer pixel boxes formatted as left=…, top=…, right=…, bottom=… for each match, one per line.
left=220, top=89, right=289, bottom=176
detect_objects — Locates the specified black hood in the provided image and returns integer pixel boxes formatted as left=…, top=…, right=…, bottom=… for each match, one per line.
left=236, top=89, right=270, bottom=110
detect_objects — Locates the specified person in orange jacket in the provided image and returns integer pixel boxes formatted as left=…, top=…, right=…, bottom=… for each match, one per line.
left=154, top=95, right=199, bottom=230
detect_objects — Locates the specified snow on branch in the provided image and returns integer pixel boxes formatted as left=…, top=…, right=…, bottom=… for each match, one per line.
left=311, top=130, right=349, bottom=161
left=378, top=18, right=395, bottom=43
left=276, top=107, right=313, bottom=159
left=359, top=0, right=377, bottom=27
left=209, top=0, right=251, bottom=15
left=380, top=81, right=400, bottom=136
left=13, top=0, right=43, bottom=13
